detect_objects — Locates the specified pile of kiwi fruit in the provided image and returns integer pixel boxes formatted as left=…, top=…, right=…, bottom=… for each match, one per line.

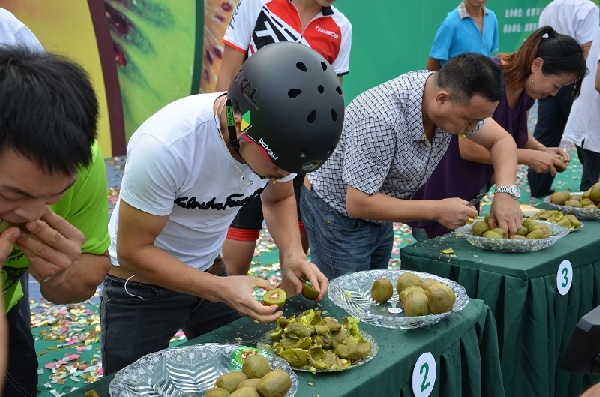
left=531, top=209, right=582, bottom=231
left=204, top=354, right=292, bottom=397
left=371, top=273, right=457, bottom=316
left=269, top=309, right=372, bottom=371
left=549, top=182, right=600, bottom=209
left=470, top=217, right=552, bottom=240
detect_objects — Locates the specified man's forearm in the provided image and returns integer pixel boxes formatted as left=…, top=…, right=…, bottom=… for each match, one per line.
left=347, top=188, right=441, bottom=224
left=40, top=252, right=110, bottom=304
left=263, top=195, right=305, bottom=261
left=489, top=136, right=518, bottom=186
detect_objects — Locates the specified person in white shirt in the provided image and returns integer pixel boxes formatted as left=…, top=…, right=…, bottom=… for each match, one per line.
left=100, top=42, right=344, bottom=375
left=527, top=0, right=600, bottom=197
left=564, top=26, right=600, bottom=191
left=0, top=8, right=43, bottom=51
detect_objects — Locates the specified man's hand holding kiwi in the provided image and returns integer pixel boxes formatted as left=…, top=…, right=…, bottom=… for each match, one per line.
left=278, top=251, right=328, bottom=302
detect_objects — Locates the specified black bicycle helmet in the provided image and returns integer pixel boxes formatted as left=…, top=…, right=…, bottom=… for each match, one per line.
left=227, top=41, right=344, bottom=173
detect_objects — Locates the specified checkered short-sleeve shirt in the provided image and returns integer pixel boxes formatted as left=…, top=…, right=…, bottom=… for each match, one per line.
left=308, top=71, right=457, bottom=217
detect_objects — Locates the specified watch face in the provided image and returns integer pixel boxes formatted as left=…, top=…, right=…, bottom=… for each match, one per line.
left=497, top=186, right=520, bottom=199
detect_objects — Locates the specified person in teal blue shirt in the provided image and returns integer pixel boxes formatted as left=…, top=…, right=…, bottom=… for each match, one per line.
left=426, top=0, right=499, bottom=71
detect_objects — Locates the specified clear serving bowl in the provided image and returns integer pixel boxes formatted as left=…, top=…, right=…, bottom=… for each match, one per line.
left=544, top=192, right=600, bottom=221
left=327, top=270, right=469, bottom=330
left=455, top=220, right=569, bottom=253
left=109, top=343, right=298, bottom=397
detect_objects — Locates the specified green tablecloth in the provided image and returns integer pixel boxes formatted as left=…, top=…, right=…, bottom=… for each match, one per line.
left=401, top=218, right=600, bottom=397
left=66, top=297, right=503, bottom=397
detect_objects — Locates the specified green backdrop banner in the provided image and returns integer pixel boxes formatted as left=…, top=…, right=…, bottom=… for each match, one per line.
left=4, top=0, right=597, bottom=153
left=334, top=0, right=562, bottom=103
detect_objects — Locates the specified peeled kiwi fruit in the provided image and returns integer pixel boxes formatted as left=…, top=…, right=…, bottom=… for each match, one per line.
left=301, top=281, right=319, bottom=300
left=262, top=288, right=286, bottom=308
left=242, top=353, right=271, bottom=379
left=370, top=278, right=393, bottom=303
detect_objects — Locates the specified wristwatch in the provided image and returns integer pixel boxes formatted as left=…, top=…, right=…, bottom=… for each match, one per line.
left=494, top=185, right=521, bottom=200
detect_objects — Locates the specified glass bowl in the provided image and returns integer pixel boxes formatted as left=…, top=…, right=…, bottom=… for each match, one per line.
left=109, top=343, right=298, bottom=397
left=455, top=220, right=569, bottom=253
left=544, top=192, right=600, bottom=221
left=327, top=270, right=469, bottom=330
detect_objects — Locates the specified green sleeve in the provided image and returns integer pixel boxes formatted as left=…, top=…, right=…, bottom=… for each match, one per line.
left=50, top=141, right=111, bottom=255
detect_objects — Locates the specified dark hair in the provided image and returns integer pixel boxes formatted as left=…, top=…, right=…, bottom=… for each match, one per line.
left=500, top=26, right=586, bottom=98
left=436, top=52, right=504, bottom=104
left=0, top=46, right=98, bottom=175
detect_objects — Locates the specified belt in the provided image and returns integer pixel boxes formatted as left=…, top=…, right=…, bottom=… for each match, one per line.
left=107, top=255, right=225, bottom=284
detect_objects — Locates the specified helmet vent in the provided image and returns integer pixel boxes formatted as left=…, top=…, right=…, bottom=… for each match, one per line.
left=336, top=86, right=342, bottom=95
left=288, top=89, right=302, bottom=98
left=296, top=62, right=308, bottom=72
left=321, top=62, right=328, bottom=71
left=307, top=110, right=317, bottom=124
left=331, top=109, right=338, bottom=122
left=318, top=85, right=324, bottom=94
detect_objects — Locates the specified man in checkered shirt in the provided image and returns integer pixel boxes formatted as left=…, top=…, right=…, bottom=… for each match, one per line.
left=300, top=53, right=523, bottom=279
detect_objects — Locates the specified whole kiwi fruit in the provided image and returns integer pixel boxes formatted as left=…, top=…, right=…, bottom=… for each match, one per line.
left=204, top=388, right=231, bottom=397
left=242, top=353, right=271, bottom=379
left=255, top=369, right=292, bottom=397
left=396, top=272, right=421, bottom=294
left=229, top=387, right=260, bottom=397
left=215, top=371, right=248, bottom=393
left=370, top=277, right=394, bottom=303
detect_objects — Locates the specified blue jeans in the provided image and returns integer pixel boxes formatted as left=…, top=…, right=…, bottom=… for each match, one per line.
left=300, top=186, right=393, bottom=279
left=100, top=268, right=240, bottom=376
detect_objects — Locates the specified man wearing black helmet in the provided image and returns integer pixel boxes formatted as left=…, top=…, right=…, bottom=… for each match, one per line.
left=100, top=41, right=343, bottom=375
left=217, top=0, right=352, bottom=279
left=300, top=52, right=524, bottom=279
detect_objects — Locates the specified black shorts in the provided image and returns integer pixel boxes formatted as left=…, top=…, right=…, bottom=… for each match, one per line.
left=229, top=173, right=305, bottom=231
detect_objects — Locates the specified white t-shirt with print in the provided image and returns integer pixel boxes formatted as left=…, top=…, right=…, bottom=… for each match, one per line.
left=109, top=92, right=293, bottom=270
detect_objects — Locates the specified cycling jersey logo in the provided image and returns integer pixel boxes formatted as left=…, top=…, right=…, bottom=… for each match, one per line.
left=314, top=25, right=338, bottom=39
